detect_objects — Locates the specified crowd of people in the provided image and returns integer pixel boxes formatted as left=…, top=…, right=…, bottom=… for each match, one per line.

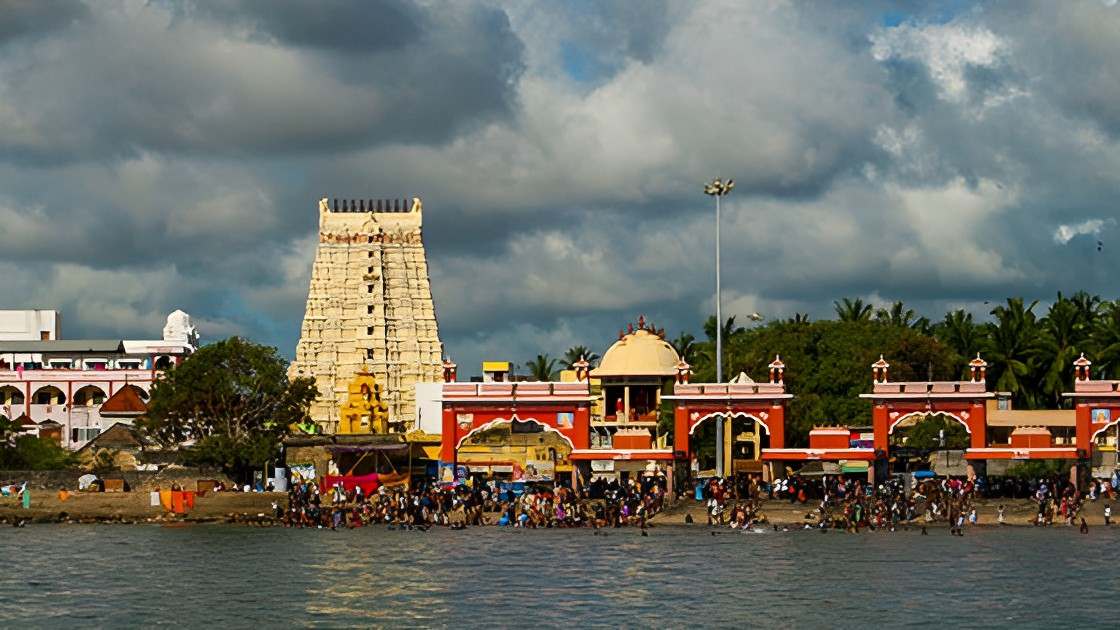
left=277, top=467, right=1120, bottom=532
left=279, top=475, right=668, bottom=530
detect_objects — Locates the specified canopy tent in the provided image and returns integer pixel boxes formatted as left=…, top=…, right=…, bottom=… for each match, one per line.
left=796, top=461, right=841, bottom=477
left=322, top=472, right=381, bottom=495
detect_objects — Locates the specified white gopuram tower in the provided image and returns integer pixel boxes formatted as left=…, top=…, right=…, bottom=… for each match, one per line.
left=289, top=196, right=443, bottom=433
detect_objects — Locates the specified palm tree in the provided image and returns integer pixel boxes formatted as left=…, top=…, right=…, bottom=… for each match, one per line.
left=524, top=354, right=558, bottom=381
left=703, top=315, right=744, bottom=344
left=786, top=313, right=811, bottom=325
left=670, top=332, right=697, bottom=365
left=834, top=298, right=873, bottom=322
left=1069, top=290, right=1102, bottom=326
left=1091, top=300, right=1120, bottom=378
left=875, top=300, right=918, bottom=327
left=983, top=298, right=1041, bottom=407
left=936, top=309, right=980, bottom=359
left=562, top=346, right=599, bottom=369
left=1036, top=296, right=1084, bottom=407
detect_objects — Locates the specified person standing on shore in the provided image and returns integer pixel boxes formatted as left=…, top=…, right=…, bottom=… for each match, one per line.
left=1104, top=504, right=1111, bottom=526
left=17, top=481, right=30, bottom=509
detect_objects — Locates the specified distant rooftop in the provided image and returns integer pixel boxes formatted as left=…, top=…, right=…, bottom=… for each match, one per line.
left=0, top=340, right=124, bottom=353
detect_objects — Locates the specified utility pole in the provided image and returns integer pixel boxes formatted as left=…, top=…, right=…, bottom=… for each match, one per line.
left=704, top=177, right=734, bottom=477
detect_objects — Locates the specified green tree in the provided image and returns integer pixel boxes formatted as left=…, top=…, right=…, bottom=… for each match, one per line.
left=562, top=346, right=599, bottom=369
left=935, top=309, right=980, bottom=363
left=834, top=297, right=873, bottom=322
left=983, top=298, right=1041, bottom=407
left=1036, top=294, right=1090, bottom=408
left=524, top=354, right=559, bottom=381
left=875, top=301, right=917, bottom=327
left=898, top=415, right=969, bottom=450
left=722, top=320, right=958, bottom=445
left=0, top=435, right=78, bottom=470
left=1091, top=301, right=1120, bottom=379
left=137, top=337, right=317, bottom=479
left=670, top=332, right=697, bottom=365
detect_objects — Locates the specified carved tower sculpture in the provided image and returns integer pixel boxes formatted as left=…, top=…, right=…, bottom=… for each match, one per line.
left=289, top=197, right=443, bottom=433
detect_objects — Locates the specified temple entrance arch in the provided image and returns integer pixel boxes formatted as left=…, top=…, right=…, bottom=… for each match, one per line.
left=454, top=415, right=575, bottom=483
left=889, top=410, right=971, bottom=435
left=686, top=411, right=773, bottom=478
left=860, top=355, right=992, bottom=475
left=889, top=412, right=971, bottom=451
left=455, top=415, right=576, bottom=451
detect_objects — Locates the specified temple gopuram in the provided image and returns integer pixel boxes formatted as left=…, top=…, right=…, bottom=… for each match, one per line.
left=288, top=197, right=443, bottom=434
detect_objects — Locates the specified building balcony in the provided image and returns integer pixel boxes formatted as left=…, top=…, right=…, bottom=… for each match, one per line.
left=0, top=368, right=158, bottom=382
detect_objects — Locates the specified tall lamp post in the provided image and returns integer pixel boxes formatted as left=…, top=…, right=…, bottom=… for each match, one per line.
left=704, top=177, right=734, bottom=477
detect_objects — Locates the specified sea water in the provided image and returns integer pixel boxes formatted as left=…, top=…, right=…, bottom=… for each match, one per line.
left=1, top=524, right=1117, bottom=628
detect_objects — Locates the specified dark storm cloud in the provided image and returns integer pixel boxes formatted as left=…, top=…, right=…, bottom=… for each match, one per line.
left=0, top=0, right=524, bottom=163
left=3, top=0, right=1120, bottom=375
left=0, top=0, right=88, bottom=44
left=183, top=0, right=423, bottom=53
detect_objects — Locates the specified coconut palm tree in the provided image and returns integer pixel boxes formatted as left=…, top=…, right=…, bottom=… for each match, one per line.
left=786, top=313, right=811, bottom=325
left=834, top=297, right=873, bottom=322
left=670, top=332, right=697, bottom=364
left=1036, top=296, right=1084, bottom=407
left=875, top=300, right=918, bottom=328
left=983, top=298, right=1041, bottom=407
left=1091, top=300, right=1120, bottom=378
left=562, top=346, right=599, bottom=369
left=524, top=354, right=559, bottom=381
left=936, top=309, right=980, bottom=359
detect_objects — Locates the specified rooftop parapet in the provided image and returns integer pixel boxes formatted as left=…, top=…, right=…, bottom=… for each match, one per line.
left=318, top=197, right=422, bottom=214
left=440, top=381, right=592, bottom=401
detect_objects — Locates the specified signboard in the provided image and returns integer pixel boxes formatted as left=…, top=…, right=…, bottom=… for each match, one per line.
left=439, top=463, right=470, bottom=484
left=557, top=412, right=574, bottom=428
left=1092, top=409, right=1111, bottom=425
left=591, top=460, right=615, bottom=472
left=289, top=463, right=316, bottom=483
left=456, top=413, right=474, bottom=431
left=513, top=460, right=554, bottom=482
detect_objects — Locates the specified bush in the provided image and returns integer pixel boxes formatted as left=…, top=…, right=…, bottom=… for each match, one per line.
left=0, top=436, right=79, bottom=470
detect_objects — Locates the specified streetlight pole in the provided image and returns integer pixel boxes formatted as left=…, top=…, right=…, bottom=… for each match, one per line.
left=704, top=177, right=734, bottom=478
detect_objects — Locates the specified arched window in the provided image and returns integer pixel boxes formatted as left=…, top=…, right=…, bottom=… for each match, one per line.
left=154, top=356, right=172, bottom=370
left=73, top=385, right=107, bottom=406
left=0, top=386, right=24, bottom=405
left=32, top=386, right=66, bottom=405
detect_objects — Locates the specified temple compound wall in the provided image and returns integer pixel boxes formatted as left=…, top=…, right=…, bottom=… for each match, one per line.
left=288, top=197, right=443, bottom=433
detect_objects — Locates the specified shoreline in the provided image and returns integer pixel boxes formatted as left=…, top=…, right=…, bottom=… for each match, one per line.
left=4, top=494, right=1118, bottom=529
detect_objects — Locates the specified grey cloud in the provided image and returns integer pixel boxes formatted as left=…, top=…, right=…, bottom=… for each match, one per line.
left=0, top=0, right=88, bottom=44
left=0, top=0, right=524, bottom=163
left=183, top=0, right=423, bottom=53
left=4, top=0, right=1120, bottom=375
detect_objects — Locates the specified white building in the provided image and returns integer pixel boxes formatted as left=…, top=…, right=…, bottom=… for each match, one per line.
left=0, top=310, right=199, bottom=450
left=0, top=309, right=60, bottom=341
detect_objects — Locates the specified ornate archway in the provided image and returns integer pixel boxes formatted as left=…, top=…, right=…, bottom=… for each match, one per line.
left=888, top=410, right=972, bottom=435
left=687, top=411, right=772, bottom=436
left=861, top=355, right=992, bottom=459
left=455, top=415, right=576, bottom=451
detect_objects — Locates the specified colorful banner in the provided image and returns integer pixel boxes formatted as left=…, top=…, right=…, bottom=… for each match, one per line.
left=289, top=463, right=316, bottom=483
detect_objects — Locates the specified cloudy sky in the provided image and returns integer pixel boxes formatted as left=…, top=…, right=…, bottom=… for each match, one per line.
left=3, top=0, right=1120, bottom=374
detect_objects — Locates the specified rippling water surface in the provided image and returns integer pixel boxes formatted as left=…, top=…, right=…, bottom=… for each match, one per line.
left=1, top=524, right=1117, bottom=628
